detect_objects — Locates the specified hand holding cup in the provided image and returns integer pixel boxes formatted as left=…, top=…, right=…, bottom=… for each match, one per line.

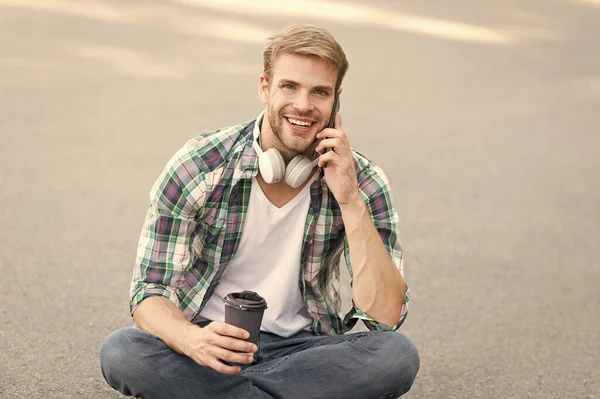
left=181, top=321, right=258, bottom=374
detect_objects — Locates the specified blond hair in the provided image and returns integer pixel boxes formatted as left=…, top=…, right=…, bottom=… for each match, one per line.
left=263, top=25, right=349, bottom=89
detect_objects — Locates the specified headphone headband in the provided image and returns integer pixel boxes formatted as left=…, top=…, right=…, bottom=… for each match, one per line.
left=252, top=111, right=266, bottom=156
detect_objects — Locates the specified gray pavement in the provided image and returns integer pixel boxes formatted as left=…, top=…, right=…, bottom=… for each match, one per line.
left=1, top=0, right=599, bottom=398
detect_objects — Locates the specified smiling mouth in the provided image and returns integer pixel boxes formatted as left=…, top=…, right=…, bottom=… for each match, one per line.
left=286, top=117, right=315, bottom=129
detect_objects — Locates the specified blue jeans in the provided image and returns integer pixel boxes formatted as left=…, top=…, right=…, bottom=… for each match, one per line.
left=100, top=325, right=419, bottom=399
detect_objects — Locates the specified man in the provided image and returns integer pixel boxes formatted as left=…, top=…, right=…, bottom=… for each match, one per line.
left=100, top=25, right=419, bottom=398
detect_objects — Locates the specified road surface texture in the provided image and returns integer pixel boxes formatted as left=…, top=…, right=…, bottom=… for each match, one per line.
left=1, top=1, right=598, bottom=398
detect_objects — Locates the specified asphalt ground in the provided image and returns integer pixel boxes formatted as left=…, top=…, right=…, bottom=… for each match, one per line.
left=0, top=1, right=599, bottom=398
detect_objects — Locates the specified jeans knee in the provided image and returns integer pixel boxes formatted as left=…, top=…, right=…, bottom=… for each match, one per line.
left=100, top=328, right=144, bottom=390
left=365, top=332, right=420, bottom=396
left=387, top=333, right=420, bottom=394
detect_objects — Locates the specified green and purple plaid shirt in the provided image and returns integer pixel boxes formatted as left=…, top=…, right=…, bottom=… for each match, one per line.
left=130, top=114, right=408, bottom=335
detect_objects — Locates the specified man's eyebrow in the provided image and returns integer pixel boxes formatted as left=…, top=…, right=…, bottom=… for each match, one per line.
left=313, top=85, right=334, bottom=92
left=278, top=79, right=334, bottom=92
left=278, top=79, right=299, bottom=86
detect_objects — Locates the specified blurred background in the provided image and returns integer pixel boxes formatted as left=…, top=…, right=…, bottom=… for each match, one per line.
left=0, top=0, right=599, bottom=398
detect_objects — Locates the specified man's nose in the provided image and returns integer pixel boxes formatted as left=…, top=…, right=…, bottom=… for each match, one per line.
left=292, top=91, right=313, bottom=113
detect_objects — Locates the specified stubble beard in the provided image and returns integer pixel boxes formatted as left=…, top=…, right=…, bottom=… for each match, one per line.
left=267, top=105, right=320, bottom=156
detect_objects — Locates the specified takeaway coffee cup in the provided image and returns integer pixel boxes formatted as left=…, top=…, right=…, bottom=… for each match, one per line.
left=224, top=291, right=268, bottom=346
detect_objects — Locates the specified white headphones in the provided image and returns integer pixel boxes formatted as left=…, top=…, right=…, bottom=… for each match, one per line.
left=253, top=95, right=339, bottom=188
left=252, top=126, right=319, bottom=189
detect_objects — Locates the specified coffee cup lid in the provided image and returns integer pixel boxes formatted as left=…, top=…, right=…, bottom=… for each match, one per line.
left=224, top=291, right=268, bottom=311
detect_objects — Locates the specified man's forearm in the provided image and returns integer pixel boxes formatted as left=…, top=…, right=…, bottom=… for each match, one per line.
left=340, top=196, right=407, bottom=327
left=133, top=296, right=199, bottom=355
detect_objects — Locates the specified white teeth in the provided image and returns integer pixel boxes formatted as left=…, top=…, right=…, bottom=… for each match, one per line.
left=288, top=118, right=312, bottom=127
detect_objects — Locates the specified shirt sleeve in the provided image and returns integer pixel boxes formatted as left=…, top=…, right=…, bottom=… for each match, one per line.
left=129, top=143, right=206, bottom=316
left=342, top=161, right=409, bottom=332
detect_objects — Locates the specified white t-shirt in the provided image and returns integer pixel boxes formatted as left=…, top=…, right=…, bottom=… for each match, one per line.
left=198, top=176, right=316, bottom=337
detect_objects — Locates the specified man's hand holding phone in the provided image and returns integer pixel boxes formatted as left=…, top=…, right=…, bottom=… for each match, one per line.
left=315, top=111, right=360, bottom=207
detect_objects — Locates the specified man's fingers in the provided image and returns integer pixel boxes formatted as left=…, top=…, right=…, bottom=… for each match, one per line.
left=317, top=151, right=339, bottom=168
left=217, top=335, right=257, bottom=353
left=315, top=138, right=342, bottom=153
left=206, top=323, right=257, bottom=353
left=206, top=357, right=242, bottom=375
left=208, top=322, right=250, bottom=340
left=210, top=346, right=255, bottom=364
left=191, top=321, right=261, bottom=374
left=317, top=129, right=346, bottom=140
left=334, top=112, right=342, bottom=130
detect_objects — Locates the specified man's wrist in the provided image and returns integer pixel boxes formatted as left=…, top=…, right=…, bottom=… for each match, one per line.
left=176, top=321, right=200, bottom=356
left=339, top=190, right=366, bottom=216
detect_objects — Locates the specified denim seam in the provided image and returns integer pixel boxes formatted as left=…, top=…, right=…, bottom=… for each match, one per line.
left=253, top=332, right=372, bottom=368
left=241, top=354, right=294, bottom=375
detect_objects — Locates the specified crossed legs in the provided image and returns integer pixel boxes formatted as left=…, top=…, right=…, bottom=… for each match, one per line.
left=100, top=327, right=419, bottom=399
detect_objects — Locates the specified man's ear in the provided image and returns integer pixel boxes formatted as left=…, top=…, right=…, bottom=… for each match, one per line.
left=258, top=74, right=269, bottom=104
left=337, top=86, right=343, bottom=96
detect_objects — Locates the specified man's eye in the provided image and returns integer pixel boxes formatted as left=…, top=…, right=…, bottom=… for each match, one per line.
left=315, top=89, right=328, bottom=96
left=283, top=84, right=295, bottom=90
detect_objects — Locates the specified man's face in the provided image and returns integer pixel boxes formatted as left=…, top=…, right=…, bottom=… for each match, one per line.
left=259, top=54, right=338, bottom=158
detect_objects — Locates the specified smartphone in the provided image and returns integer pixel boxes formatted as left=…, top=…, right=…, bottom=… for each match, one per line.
left=317, top=94, right=340, bottom=160
left=327, top=94, right=340, bottom=129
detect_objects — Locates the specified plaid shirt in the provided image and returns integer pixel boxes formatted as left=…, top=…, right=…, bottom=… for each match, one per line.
left=130, top=113, right=408, bottom=335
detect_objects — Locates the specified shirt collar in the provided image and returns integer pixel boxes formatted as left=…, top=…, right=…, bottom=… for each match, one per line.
left=236, top=110, right=264, bottom=179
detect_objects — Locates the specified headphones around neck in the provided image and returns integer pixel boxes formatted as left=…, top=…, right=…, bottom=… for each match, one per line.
left=253, top=95, right=340, bottom=188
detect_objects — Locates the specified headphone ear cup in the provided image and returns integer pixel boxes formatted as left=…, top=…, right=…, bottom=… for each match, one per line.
left=285, top=155, right=314, bottom=188
left=259, top=148, right=285, bottom=183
